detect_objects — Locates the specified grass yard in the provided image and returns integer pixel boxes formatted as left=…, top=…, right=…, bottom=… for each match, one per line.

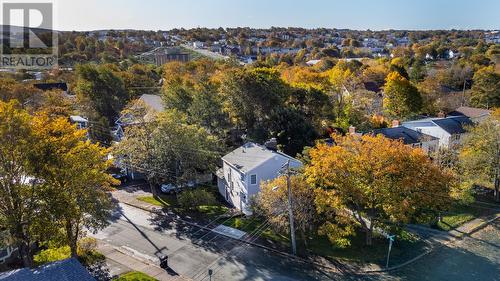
left=114, top=271, right=157, bottom=281
left=307, top=230, right=424, bottom=266
left=137, top=194, right=176, bottom=207
left=136, top=188, right=230, bottom=220
left=435, top=203, right=483, bottom=231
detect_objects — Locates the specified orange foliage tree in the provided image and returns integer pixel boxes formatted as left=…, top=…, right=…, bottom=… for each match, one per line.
left=305, top=134, right=457, bottom=246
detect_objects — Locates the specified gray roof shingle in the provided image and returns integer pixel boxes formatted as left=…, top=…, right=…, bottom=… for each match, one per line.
left=371, top=127, right=437, bottom=144
left=222, top=142, right=296, bottom=173
left=0, top=258, right=95, bottom=281
left=432, top=116, right=473, bottom=135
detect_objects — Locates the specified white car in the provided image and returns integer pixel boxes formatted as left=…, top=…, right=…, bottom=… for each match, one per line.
left=160, top=181, right=196, bottom=194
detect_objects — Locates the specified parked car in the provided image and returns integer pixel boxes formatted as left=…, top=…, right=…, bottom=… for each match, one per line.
left=160, top=181, right=196, bottom=194
left=160, top=183, right=181, bottom=194
left=111, top=173, right=129, bottom=184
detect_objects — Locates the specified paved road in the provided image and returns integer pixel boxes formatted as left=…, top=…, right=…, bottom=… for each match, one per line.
left=387, top=219, right=500, bottom=281
left=95, top=203, right=353, bottom=281
left=95, top=203, right=499, bottom=281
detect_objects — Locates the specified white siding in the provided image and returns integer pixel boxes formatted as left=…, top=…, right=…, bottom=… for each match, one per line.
left=218, top=155, right=302, bottom=215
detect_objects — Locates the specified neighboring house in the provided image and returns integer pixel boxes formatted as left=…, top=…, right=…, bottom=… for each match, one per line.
left=33, top=82, right=68, bottom=94
left=154, top=48, right=190, bottom=66
left=0, top=258, right=95, bottom=281
left=114, top=94, right=165, bottom=180
left=69, top=115, right=88, bottom=129
left=115, top=94, right=164, bottom=140
left=306, top=59, right=321, bottom=66
left=369, top=126, right=439, bottom=155
left=402, top=116, right=473, bottom=149
left=448, top=106, right=491, bottom=123
left=216, top=141, right=302, bottom=215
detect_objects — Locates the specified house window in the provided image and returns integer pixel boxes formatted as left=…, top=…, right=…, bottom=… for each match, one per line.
left=250, top=174, right=257, bottom=185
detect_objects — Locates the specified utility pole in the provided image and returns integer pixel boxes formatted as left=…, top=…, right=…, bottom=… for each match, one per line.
left=284, top=160, right=297, bottom=255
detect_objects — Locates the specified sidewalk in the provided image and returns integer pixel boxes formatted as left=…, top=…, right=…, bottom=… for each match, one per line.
left=97, top=240, right=188, bottom=281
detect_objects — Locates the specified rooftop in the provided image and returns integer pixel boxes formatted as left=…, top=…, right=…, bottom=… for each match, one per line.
left=139, top=94, right=164, bottom=112
left=222, top=142, right=295, bottom=173
left=371, top=126, right=437, bottom=144
left=0, top=258, right=95, bottom=281
left=448, top=106, right=491, bottom=119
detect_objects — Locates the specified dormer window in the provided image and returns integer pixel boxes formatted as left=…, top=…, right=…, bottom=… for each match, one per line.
left=250, top=174, right=257, bottom=185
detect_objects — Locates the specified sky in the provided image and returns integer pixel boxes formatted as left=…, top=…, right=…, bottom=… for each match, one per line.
left=51, top=0, right=500, bottom=31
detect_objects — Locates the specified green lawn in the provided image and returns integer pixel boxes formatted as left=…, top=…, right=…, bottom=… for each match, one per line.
left=137, top=194, right=176, bottom=207
left=114, top=271, right=157, bottom=281
left=136, top=191, right=229, bottom=220
left=435, top=204, right=483, bottom=231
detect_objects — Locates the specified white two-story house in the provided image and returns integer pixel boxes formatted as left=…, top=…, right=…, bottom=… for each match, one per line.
left=216, top=141, right=302, bottom=215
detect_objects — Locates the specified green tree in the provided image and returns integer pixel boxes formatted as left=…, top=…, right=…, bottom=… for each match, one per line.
left=470, top=66, right=500, bottom=108
left=75, top=63, right=128, bottom=124
left=114, top=109, right=221, bottom=194
left=460, top=109, right=500, bottom=201
left=221, top=67, right=288, bottom=141
left=383, top=71, right=422, bottom=119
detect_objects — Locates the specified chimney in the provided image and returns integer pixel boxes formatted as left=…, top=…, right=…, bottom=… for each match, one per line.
left=437, top=112, right=446, bottom=118
left=392, top=120, right=400, bottom=128
left=348, top=126, right=356, bottom=135
left=264, top=138, right=278, bottom=151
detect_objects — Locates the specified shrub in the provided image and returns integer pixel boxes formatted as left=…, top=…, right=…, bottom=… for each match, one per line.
left=34, top=237, right=104, bottom=266
left=178, top=189, right=216, bottom=210
left=34, top=246, right=70, bottom=266
left=78, top=237, right=98, bottom=253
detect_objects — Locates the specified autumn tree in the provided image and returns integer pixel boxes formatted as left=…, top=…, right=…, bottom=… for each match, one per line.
left=0, top=101, right=47, bottom=266
left=305, top=134, right=456, bottom=246
left=383, top=71, right=422, bottom=119
left=460, top=109, right=500, bottom=201
left=32, top=114, right=116, bottom=257
left=257, top=175, right=318, bottom=248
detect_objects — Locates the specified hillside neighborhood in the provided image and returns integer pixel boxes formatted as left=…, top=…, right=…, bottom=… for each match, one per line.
left=0, top=1, right=499, bottom=281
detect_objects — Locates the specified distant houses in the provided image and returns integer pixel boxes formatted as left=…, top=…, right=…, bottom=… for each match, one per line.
left=216, top=140, right=302, bottom=214
left=69, top=115, right=89, bottom=130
